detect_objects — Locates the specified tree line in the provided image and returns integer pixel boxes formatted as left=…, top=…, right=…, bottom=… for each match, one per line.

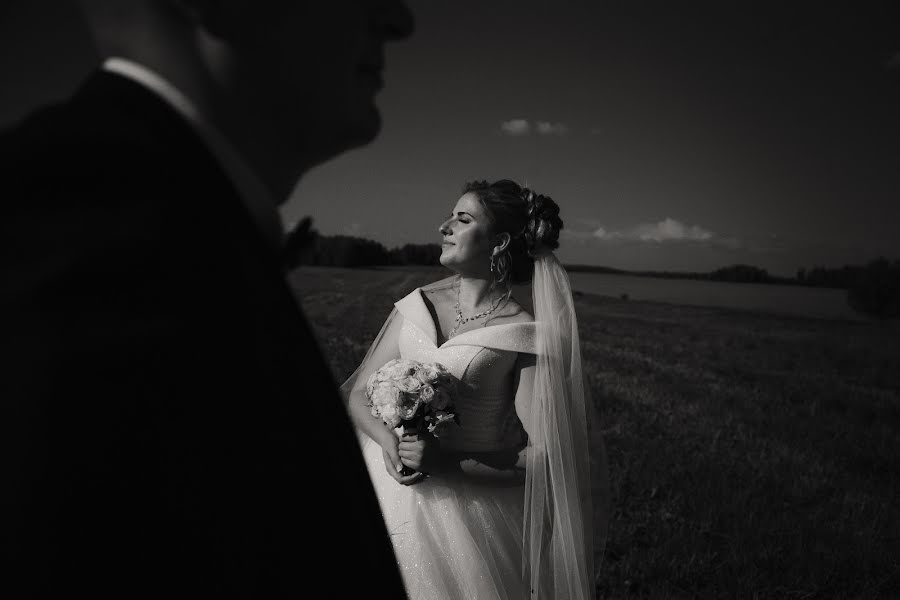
left=573, top=259, right=900, bottom=319
left=295, top=234, right=442, bottom=268
left=294, top=234, right=899, bottom=319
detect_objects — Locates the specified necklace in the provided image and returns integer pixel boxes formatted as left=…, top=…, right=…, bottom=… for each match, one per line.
left=449, top=280, right=504, bottom=338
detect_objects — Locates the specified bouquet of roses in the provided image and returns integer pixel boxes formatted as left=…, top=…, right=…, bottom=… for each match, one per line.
left=365, top=358, right=459, bottom=440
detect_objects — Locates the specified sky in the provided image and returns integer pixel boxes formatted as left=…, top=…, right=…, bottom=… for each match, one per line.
left=2, top=0, right=898, bottom=276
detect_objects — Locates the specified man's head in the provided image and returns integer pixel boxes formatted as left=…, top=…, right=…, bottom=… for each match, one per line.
left=79, top=0, right=414, bottom=198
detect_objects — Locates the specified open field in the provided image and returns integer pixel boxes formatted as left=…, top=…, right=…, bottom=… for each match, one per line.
left=288, top=266, right=900, bottom=599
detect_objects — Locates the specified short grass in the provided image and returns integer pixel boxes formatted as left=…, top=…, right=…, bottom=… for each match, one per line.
left=289, top=266, right=900, bottom=599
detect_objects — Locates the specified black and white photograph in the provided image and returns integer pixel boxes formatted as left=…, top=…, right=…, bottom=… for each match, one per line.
left=2, top=1, right=898, bottom=598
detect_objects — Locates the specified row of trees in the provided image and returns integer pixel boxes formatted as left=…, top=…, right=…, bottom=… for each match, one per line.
left=797, top=264, right=879, bottom=289
left=632, top=260, right=899, bottom=319
left=843, top=258, right=900, bottom=319
left=295, top=235, right=899, bottom=319
left=630, top=260, right=900, bottom=318
left=573, top=264, right=782, bottom=284
left=573, top=260, right=899, bottom=294
left=298, top=234, right=442, bottom=268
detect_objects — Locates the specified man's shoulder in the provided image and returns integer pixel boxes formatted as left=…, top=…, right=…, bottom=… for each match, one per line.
left=2, top=95, right=150, bottom=190
left=1, top=107, right=168, bottom=231
left=1, top=74, right=228, bottom=214
left=3, top=71, right=213, bottom=173
left=0, top=78, right=233, bottom=270
left=1, top=102, right=82, bottom=171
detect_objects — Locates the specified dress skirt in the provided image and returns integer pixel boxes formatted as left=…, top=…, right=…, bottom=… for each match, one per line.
left=360, top=435, right=528, bottom=600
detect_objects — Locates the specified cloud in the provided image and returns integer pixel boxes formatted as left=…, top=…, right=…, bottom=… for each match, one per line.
left=579, top=218, right=732, bottom=246
left=535, top=121, right=569, bottom=135
left=341, top=222, right=382, bottom=238
left=500, top=119, right=530, bottom=136
left=500, top=119, right=569, bottom=136
left=631, top=218, right=714, bottom=243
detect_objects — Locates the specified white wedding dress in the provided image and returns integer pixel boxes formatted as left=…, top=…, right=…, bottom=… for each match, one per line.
left=358, top=287, right=537, bottom=600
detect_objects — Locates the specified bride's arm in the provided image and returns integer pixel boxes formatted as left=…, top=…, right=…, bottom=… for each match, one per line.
left=344, top=310, right=404, bottom=448
left=345, top=309, right=424, bottom=485
left=446, top=352, right=536, bottom=483
left=511, top=351, right=537, bottom=469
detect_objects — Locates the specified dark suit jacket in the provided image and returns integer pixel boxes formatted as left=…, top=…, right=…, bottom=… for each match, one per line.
left=0, top=71, right=404, bottom=597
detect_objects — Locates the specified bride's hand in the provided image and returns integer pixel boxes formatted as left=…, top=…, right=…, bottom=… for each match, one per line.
left=398, top=427, right=440, bottom=474
left=380, top=430, right=424, bottom=486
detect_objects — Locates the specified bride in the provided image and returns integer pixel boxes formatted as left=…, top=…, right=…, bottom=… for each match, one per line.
left=342, top=179, right=609, bottom=599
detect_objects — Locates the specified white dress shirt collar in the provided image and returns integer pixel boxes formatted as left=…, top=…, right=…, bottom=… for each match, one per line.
left=102, top=57, right=286, bottom=253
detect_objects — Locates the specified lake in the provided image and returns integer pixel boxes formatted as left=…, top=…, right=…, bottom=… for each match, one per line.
left=565, top=271, right=860, bottom=320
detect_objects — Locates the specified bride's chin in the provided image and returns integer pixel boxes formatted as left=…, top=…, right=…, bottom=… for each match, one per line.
left=439, top=257, right=465, bottom=276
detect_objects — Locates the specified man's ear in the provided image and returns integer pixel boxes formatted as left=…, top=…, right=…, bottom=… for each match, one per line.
left=492, top=232, right=511, bottom=256
left=166, top=0, right=233, bottom=39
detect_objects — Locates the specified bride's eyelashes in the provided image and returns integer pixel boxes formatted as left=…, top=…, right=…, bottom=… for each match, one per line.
left=443, top=213, right=471, bottom=226
left=449, top=213, right=472, bottom=224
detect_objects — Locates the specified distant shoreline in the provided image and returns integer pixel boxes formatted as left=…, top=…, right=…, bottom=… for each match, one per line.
left=298, top=233, right=895, bottom=293
left=564, top=263, right=813, bottom=288
left=294, top=265, right=866, bottom=322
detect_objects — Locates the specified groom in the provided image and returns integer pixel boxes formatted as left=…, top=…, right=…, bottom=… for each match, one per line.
left=1, top=0, right=412, bottom=596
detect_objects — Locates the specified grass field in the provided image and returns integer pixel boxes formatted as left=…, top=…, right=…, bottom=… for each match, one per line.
left=288, top=266, right=900, bottom=599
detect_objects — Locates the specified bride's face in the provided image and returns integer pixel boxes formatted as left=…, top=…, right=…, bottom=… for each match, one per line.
left=438, top=192, right=496, bottom=274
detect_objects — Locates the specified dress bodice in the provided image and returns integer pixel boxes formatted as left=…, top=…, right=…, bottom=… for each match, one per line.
left=394, top=289, right=536, bottom=453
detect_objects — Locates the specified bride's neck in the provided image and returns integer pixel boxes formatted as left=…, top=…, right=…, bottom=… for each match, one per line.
left=456, top=275, right=497, bottom=310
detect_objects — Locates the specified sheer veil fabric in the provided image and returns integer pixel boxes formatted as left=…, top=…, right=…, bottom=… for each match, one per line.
left=340, top=261, right=609, bottom=599
left=526, top=253, right=609, bottom=599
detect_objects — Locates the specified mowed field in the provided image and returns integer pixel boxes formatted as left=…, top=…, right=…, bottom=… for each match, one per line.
left=288, top=266, right=900, bottom=599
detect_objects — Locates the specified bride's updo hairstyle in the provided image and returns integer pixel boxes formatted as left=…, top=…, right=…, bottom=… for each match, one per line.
left=462, top=179, right=563, bottom=283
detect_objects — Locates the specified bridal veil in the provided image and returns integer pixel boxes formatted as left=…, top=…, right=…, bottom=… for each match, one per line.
left=526, top=252, right=609, bottom=599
